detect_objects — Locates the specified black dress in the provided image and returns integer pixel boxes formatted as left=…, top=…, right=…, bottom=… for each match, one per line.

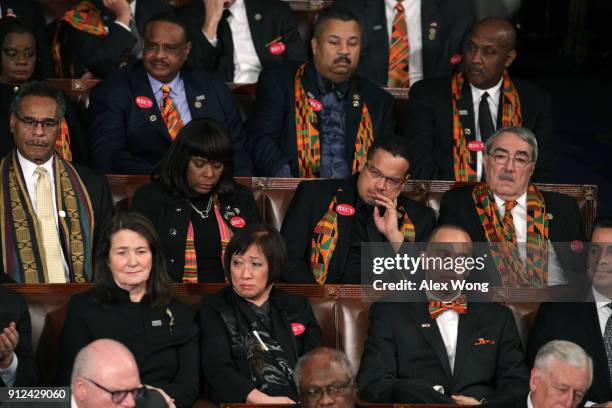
left=56, top=284, right=199, bottom=408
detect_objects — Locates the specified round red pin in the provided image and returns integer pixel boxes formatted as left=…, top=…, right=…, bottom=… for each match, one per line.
left=308, top=98, right=323, bottom=112
left=570, top=240, right=583, bottom=253
left=268, top=42, right=286, bottom=55
left=336, top=204, right=355, bottom=216
left=230, top=216, right=246, bottom=228
left=450, top=54, right=462, bottom=65
left=135, top=96, right=153, bottom=109
left=291, top=323, right=305, bottom=336
left=468, top=140, right=485, bottom=152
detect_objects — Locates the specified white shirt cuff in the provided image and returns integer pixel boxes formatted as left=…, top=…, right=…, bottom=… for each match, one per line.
left=202, top=30, right=219, bottom=47
left=114, top=20, right=131, bottom=32
left=0, top=354, right=18, bottom=387
left=584, top=402, right=596, bottom=407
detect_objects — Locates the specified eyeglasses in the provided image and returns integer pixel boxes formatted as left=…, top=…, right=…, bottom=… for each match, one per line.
left=364, top=162, right=407, bottom=188
left=14, top=112, right=59, bottom=131
left=82, top=377, right=145, bottom=404
left=3, top=48, right=36, bottom=60
left=487, top=152, right=533, bottom=169
left=301, top=378, right=353, bottom=402
left=143, top=43, right=186, bottom=55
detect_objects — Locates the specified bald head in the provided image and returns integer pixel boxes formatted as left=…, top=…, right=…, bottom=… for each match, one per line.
left=471, top=17, right=517, bottom=50
left=72, top=339, right=141, bottom=408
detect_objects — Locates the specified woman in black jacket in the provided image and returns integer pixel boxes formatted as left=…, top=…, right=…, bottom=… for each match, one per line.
left=131, top=118, right=260, bottom=283
left=200, top=225, right=322, bottom=404
left=56, top=212, right=199, bottom=408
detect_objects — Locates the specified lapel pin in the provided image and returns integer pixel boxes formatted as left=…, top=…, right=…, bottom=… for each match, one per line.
left=194, top=101, right=202, bottom=108
left=58, top=210, right=66, bottom=218
left=353, top=101, right=360, bottom=107
left=464, top=128, right=471, bottom=136
left=151, top=320, right=162, bottom=327
left=373, top=24, right=382, bottom=31
left=547, top=213, right=554, bottom=220
left=254, top=13, right=262, bottom=21
left=421, top=323, right=431, bottom=328
left=428, top=28, right=437, bottom=41
left=135, top=96, right=153, bottom=109
left=175, top=207, right=182, bottom=212
left=149, top=114, right=157, bottom=122
left=459, top=109, right=468, bottom=116
left=196, top=94, right=205, bottom=101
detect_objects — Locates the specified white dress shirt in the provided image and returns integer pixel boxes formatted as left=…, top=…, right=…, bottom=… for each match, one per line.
left=470, top=78, right=502, bottom=180
left=527, top=391, right=535, bottom=408
left=385, top=0, right=423, bottom=86
left=435, top=308, right=459, bottom=373
left=0, top=354, right=18, bottom=387
left=17, top=152, right=70, bottom=280
left=592, top=287, right=612, bottom=336
left=493, top=192, right=565, bottom=286
left=147, top=73, right=193, bottom=124
left=113, top=1, right=137, bottom=33
left=204, top=0, right=262, bottom=83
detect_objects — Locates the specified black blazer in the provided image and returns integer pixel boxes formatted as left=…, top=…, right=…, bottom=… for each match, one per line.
left=179, top=0, right=306, bottom=82
left=0, top=156, right=113, bottom=281
left=56, top=0, right=172, bottom=78
left=438, top=185, right=584, bottom=285
left=527, top=301, right=611, bottom=404
left=330, top=0, right=475, bottom=87
left=404, top=76, right=554, bottom=182
left=130, top=182, right=261, bottom=282
left=0, top=0, right=53, bottom=79
left=248, top=61, right=396, bottom=176
left=0, top=285, right=37, bottom=387
left=357, top=299, right=529, bottom=404
left=199, top=286, right=322, bottom=403
left=89, top=61, right=251, bottom=175
left=280, top=174, right=435, bottom=284
left=56, top=286, right=199, bottom=408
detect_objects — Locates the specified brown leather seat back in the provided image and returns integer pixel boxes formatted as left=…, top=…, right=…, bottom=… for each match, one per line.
left=506, top=302, right=541, bottom=350
left=337, top=299, right=372, bottom=373
left=308, top=297, right=337, bottom=348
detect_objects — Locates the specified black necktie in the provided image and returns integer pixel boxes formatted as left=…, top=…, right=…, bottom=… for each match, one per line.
left=478, top=92, right=495, bottom=141
left=219, top=9, right=235, bottom=81
left=604, top=303, right=612, bottom=392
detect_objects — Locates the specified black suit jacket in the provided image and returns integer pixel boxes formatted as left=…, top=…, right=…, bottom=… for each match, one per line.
left=57, top=0, right=172, bottom=78
left=179, top=0, right=306, bottom=82
left=0, top=0, right=53, bottom=79
left=248, top=61, right=396, bottom=176
left=0, top=285, right=37, bottom=387
left=357, top=299, right=529, bottom=404
left=130, top=182, right=261, bottom=282
left=404, top=77, right=554, bottom=182
left=0, top=156, right=113, bottom=282
left=527, top=301, right=611, bottom=404
left=89, top=61, right=251, bottom=175
left=331, top=0, right=475, bottom=87
left=438, top=185, right=584, bottom=285
left=280, top=174, right=435, bottom=284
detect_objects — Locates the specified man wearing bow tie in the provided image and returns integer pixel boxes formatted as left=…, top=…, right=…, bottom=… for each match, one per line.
left=357, top=224, right=529, bottom=404
left=248, top=8, right=395, bottom=177
left=438, top=126, right=583, bottom=287
left=89, top=12, right=251, bottom=175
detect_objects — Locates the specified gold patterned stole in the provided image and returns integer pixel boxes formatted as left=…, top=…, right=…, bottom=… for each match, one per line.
left=0, top=151, right=95, bottom=282
left=451, top=71, right=523, bottom=181
left=472, top=182, right=549, bottom=287
left=294, top=62, right=374, bottom=177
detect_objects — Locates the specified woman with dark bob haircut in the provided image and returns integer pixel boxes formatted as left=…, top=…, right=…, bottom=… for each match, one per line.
left=199, top=224, right=322, bottom=404
left=131, top=118, right=260, bottom=283
left=56, top=212, right=199, bottom=408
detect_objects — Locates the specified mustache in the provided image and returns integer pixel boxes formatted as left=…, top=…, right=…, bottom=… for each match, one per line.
left=333, top=55, right=351, bottom=64
left=498, top=172, right=515, bottom=182
left=149, top=59, right=168, bottom=66
left=465, top=64, right=484, bottom=74
left=25, top=140, right=49, bottom=147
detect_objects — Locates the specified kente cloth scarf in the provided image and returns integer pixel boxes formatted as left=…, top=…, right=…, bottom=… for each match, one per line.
left=294, top=63, right=373, bottom=177
left=218, top=288, right=298, bottom=400
left=56, top=119, right=72, bottom=161
left=0, top=151, right=94, bottom=283
left=472, top=182, right=549, bottom=287
left=183, top=200, right=233, bottom=283
left=387, top=0, right=410, bottom=88
left=451, top=71, right=523, bottom=181
left=310, top=191, right=416, bottom=285
left=428, top=294, right=468, bottom=319
left=52, top=0, right=107, bottom=78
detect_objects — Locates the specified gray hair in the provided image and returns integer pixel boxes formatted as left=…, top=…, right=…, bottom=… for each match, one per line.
left=485, top=126, right=538, bottom=163
left=10, top=81, right=67, bottom=120
left=534, top=340, right=593, bottom=388
left=294, top=347, right=356, bottom=388
left=70, top=339, right=134, bottom=386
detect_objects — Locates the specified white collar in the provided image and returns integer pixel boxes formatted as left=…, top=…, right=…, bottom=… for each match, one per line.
left=592, top=287, right=612, bottom=310
left=470, top=77, right=503, bottom=101
left=492, top=191, right=527, bottom=213
left=16, top=150, right=54, bottom=180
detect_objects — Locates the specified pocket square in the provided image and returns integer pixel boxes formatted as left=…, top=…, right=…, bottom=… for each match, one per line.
left=474, top=337, right=495, bottom=345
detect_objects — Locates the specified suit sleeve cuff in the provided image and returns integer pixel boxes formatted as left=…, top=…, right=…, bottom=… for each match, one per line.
left=114, top=20, right=131, bottom=32
left=202, top=29, right=219, bottom=46
left=0, top=354, right=18, bottom=387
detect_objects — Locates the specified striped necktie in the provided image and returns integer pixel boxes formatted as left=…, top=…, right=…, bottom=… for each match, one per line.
left=502, top=200, right=518, bottom=243
left=388, top=0, right=410, bottom=88
left=160, top=85, right=184, bottom=140
left=604, top=303, right=612, bottom=393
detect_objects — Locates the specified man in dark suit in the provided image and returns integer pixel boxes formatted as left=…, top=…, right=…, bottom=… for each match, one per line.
left=0, top=285, right=36, bottom=387
left=357, top=224, right=529, bottom=404
left=1, top=81, right=112, bottom=283
left=526, top=217, right=612, bottom=406
left=248, top=8, right=395, bottom=177
left=179, top=0, right=306, bottom=83
left=0, top=0, right=53, bottom=78
left=438, top=126, right=582, bottom=287
left=492, top=340, right=592, bottom=408
left=331, top=0, right=475, bottom=88
left=52, top=0, right=173, bottom=78
left=281, top=136, right=435, bottom=284
left=405, top=17, right=554, bottom=182
left=89, top=12, right=250, bottom=175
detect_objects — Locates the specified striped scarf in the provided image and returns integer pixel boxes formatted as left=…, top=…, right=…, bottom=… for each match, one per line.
left=472, top=182, right=549, bottom=287
left=451, top=71, right=523, bottom=181
left=310, top=192, right=415, bottom=285
left=0, top=151, right=94, bottom=282
left=294, top=63, right=373, bottom=177
left=182, top=202, right=233, bottom=283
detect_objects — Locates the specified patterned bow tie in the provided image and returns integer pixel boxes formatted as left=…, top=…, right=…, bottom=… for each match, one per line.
left=428, top=295, right=468, bottom=319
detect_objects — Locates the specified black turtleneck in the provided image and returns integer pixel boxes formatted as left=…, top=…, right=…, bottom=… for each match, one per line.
left=190, top=193, right=223, bottom=282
